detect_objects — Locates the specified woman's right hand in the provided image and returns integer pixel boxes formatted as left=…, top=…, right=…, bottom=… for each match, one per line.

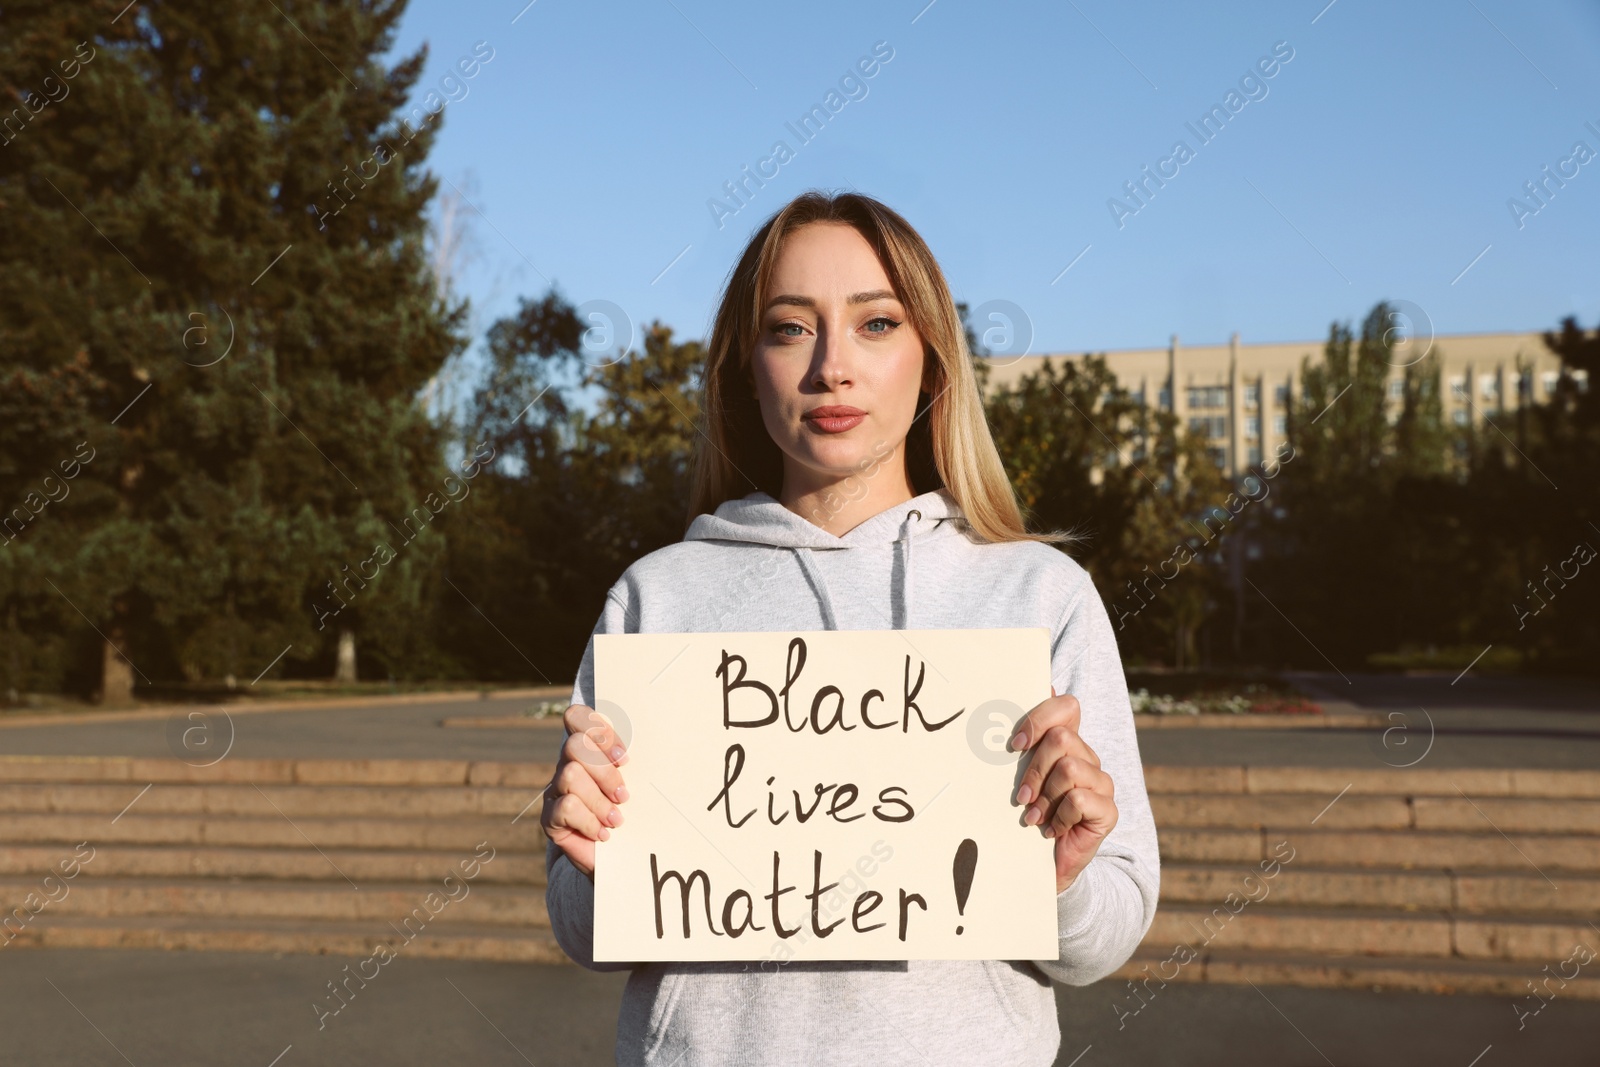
left=540, top=703, right=629, bottom=879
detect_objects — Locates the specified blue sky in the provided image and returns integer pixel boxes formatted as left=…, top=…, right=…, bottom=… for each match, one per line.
left=385, top=0, right=1600, bottom=369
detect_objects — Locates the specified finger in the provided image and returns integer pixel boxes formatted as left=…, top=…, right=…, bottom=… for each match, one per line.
left=1043, top=785, right=1118, bottom=842
left=554, top=759, right=627, bottom=829
left=563, top=704, right=630, bottom=767
left=1021, top=752, right=1109, bottom=825
left=1014, top=725, right=1101, bottom=809
left=549, top=829, right=596, bottom=877
left=544, top=790, right=613, bottom=844
left=563, top=731, right=627, bottom=796
left=1009, top=692, right=1081, bottom=753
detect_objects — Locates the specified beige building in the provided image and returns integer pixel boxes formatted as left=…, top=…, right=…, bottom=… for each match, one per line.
left=981, top=330, right=1580, bottom=479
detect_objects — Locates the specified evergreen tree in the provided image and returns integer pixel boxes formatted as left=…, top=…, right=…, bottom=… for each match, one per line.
left=0, top=1, right=467, bottom=701
left=1255, top=301, right=1461, bottom=666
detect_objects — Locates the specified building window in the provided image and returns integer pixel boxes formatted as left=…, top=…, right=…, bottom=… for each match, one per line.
left=1480, top=373, right=1498, bottom=399
left=1187, top=385, right=1227, bottom=408
left=1187, top=415, right=1227, bottom=439
left=1245, top=416, right=1260, bottom=438
left=1247, top=445, right=1262, bottom=466
left=1244, top=383, right=1260, bottom=408
left=1207, top=446, right=1227, bottom=468
left=1388, top=378, right=1404, bottom=399
left=1274, top=384, right=1290, bottom=406
left=1453, top=408, right=1469, bottom=426
left=1518, top=372, right=1533, bottom=399
left=1576, top=369, right=1591, bottom=394
left=1542, top=371, right=1560, bottom=395
left=1272, top=414, right=1287, bottom=435
left=1450, top=375, right=1467, bottom=399
left=1158, top=388, right=1172, bottom=408
left=1130, top=388, right=1145, bottom=406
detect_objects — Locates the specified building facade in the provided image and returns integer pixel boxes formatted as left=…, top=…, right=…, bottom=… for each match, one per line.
left=981, top=330, right=1579, bottom=480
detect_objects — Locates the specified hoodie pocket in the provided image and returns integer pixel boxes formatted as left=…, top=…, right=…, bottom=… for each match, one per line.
left=979, top=958, right=1030, bottom=1030
left=639, top=966, right=688, bottom=1058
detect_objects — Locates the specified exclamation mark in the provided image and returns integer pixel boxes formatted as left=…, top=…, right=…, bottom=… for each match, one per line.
left=952, top=838, right=977, bottom=935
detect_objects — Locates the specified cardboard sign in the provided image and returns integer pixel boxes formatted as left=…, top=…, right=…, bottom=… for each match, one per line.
left=590, top=628, right=1059, bottom=963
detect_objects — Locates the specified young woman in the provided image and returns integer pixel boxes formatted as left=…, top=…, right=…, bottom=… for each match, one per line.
left=541, top=191, right=1159, bottom=1066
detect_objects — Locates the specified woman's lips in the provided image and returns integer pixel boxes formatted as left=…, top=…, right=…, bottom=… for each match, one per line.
left=803, top=407, right=865, bottom=434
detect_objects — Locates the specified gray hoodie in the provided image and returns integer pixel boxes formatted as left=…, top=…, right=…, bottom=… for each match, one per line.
left=547, top=487, right=1160, bottom=1066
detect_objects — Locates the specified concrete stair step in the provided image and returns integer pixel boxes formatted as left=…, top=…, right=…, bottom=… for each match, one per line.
left=0, top=843, right=547, bottom=885
left=1146, top=766, right=1600, bottom=799
left=1113, top=946, right=1600, bottom=1001
left=1152, top=792, right=1600, bottom=834
left=1161, top=862, right=1600, bottom=914
left=0, top=875, right=548, bottom=926
left=1413, top=796, right=1600, bottom=834
left=2, top=913, right=567, bottom=963
left=1, top=812, right=547, bottom=852
left=0, top=756, right=557, bottom=787
left=1147, top=902, right=1600, bottom=962
left=1161, top=862, right=1444, bottom=911
left=1160, top=827, right=1600, bottom=872
left=0, top=782, right=543, bottom=820
left=1151, top=792, right=1414, bottom=830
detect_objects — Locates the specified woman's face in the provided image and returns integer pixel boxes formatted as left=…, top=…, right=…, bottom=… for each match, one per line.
left=749, top=221, right=929, bottom=498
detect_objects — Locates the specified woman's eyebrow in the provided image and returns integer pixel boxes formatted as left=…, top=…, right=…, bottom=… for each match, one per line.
left=764, top=289, right=900, bottom=311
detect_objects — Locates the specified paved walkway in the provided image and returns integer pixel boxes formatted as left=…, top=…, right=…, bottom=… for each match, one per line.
left=1136, top=670, right=1600, bottom=769
left=0, top=693, right=566, bottom=763
left=2, top=948, right=1593, bottom=1066
left=2, top=673, right=1596, bottom=768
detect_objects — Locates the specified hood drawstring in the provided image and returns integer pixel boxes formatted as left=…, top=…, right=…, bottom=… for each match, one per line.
left=788, top=508, right=927, bottom=631
left=790, top=548, right=839, bottom=631
left=897, top=508, right=922, bottom=630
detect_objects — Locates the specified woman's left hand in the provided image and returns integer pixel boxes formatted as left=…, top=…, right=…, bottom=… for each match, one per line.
left=1010, top=685, right=1118, bottom=893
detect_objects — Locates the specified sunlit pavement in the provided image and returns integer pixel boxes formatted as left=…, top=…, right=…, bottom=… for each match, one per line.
left=2, top=948, right=1595, bottom=1066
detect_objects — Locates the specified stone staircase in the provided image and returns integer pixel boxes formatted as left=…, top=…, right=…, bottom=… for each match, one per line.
left=0, top=755, right=564, bottom=962
left=5, top=754, right=1598, bottom=1001
left=1124, top=764, right=1600, bottom=1000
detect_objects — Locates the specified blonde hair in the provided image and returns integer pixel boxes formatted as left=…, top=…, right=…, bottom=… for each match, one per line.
left=686, top=190, right=1073, bottom=546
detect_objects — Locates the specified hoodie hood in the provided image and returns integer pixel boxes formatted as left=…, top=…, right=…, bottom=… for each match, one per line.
left=683, top=488, right=967, bottom=631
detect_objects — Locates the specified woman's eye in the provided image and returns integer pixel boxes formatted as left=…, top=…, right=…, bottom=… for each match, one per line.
left=864, top=316, right=900, bottom=334
left=772, top=322, right=805, bottom=338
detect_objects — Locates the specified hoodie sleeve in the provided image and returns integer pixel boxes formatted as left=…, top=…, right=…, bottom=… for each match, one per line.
left=1032, top=568, right=1161, bottom=986
left=544, top=582, right=638, bottom=973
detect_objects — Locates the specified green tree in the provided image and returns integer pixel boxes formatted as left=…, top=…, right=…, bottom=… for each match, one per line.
left=984, top=353, right=1228, bottom=666
left=0, top=2, right=467, bottom=701
left=1253, top=301, right=1462, bottom=666
left=441, top=291, right=706, bottom=682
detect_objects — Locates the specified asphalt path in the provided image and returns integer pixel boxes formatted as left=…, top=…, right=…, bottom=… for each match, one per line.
left=2, top=673, right=1596, bottom=768
left=1, top=948, right=1593, bottom=1066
